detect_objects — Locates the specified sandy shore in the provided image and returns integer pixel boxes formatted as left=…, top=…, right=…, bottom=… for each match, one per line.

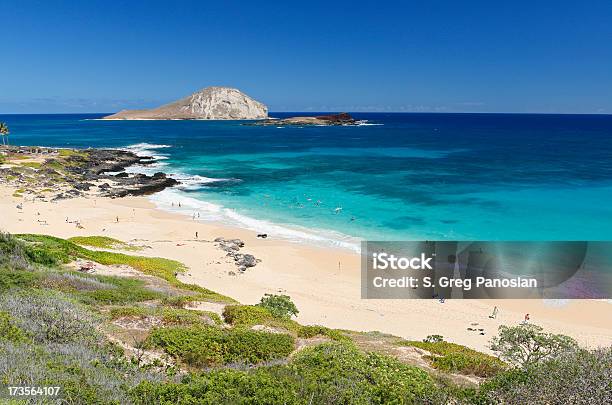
left=1, top=185, right=610, bottom=352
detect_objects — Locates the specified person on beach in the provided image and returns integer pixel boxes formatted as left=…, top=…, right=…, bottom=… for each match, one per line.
left=195, top=231, right=198, bottom=239
left=489, top=306, right=498, bottom=319
left=116, top=216, right=119, bottom=223
left=522, top=313, right=530, bottom=324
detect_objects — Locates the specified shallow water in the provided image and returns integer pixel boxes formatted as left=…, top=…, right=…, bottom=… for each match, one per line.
left=3, top=112, right=612, bottom=246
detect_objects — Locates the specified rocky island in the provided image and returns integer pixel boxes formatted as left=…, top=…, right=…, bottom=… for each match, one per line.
left=103, top=86, right=267, bottom=120
left=246, top=112, right=359, bottom=126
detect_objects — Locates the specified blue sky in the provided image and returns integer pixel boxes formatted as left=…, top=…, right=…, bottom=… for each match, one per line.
left=1, top=0, right=611, bottom=113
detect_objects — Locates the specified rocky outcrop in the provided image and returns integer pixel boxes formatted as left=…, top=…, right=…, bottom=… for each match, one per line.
left=103, top=87, right=268, bottom=120
left=246, top=112, right=358, bottom=126
left=214, top=237, right=260, bottom=273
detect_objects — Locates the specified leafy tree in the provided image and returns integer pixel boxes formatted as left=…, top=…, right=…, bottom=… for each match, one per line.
left=483, top=347, right=612, bottom=404
left=490, top=324, right=578, bottom=368
left=257, top=294, right=299, bottom=320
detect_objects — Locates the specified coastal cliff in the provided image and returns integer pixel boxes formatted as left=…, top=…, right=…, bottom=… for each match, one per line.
left=103, top=87, right=268, bottom=120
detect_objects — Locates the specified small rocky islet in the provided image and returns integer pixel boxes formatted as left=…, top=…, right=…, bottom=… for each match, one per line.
left=245, top=112, right=361, bottom=127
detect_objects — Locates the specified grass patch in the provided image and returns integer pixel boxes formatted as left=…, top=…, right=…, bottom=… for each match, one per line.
left=58, top=148, right=87, bottom=158
left=16, top=234, right=234, bottom=303
left=109, top=306, right=223, bottom=326
left=69, top=235, right=142, bottom=251
left=402, top=340, right=506, bottom=377
left=147, top=325, right=295, bottom=367
left=19, top=161, right=42, bottom=169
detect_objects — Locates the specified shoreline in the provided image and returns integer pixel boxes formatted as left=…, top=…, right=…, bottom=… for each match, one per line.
left=2, top=182, right=611, bottom=352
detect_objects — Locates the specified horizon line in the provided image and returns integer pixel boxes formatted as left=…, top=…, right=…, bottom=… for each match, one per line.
left=1, top=111, right=612, bottom=116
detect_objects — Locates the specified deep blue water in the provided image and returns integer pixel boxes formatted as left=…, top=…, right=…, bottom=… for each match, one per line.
left=2, top=113, right=612, bottom=247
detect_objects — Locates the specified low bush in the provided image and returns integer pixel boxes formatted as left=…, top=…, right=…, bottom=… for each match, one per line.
left=478, top=347, right=612, bottom=404
left=131, top=342, right=440, bottom=404
left=257, top=294, right=299, bottom=320
left=110, top=306, right=222, bottom=326
left=223, top=304, right=274, bottom=326
left=0, top=311, right=29, bottom=343
left=0, top=269, right=40, bottom=290
left=223, top=304, right=301, bottom=333
left=297, top=325, right=348, bottom=342
left=147, top=325, right=295, bottom=367
left=405, top=340, right=506, bottom=377
left=0, top=290, right=99, bottom=344
left=0, top=339, right=164, bottom=404
left=0, top=232, right=35, bottom=272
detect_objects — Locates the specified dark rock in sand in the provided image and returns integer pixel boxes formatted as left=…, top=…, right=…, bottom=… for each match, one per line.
left=74, top=182, right=95, bottom=191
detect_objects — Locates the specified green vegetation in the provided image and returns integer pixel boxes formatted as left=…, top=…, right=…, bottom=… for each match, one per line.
left=257, top=293, right=299, bottom=319
left=1, top=232, right=606, bottom=404
left=16, top=234, right=234, bottom=303
left=109, top=306, right=223, bottom=326
left=147, top=325, right=295, bottom=367
left=69, top=235, right=143, bottom=251
left=19, top=161, right=42, bottom=169
left=490, top=323, right=579, bottom=368
left=0, top=311, right=29, bottom=343
left=403, top=340, right=506, bottom=377
left=58, top=148, right=87, bottom=158
left=131, top=342, right=439, bottom=404
left=297, top=324, right=349, bottom=341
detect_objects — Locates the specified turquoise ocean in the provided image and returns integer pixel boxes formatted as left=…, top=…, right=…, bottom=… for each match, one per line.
left=3, top=113, right=612, bottom=250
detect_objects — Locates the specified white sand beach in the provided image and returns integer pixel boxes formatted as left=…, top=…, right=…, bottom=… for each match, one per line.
left=1, top=185, right=610, bottom=352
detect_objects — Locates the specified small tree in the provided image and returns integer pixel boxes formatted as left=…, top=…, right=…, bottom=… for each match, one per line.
left=257, top=294, right=299, bottom=320
left=490, top=324, right=578, bottom=368
left=423, top=334, right=444, bottom=343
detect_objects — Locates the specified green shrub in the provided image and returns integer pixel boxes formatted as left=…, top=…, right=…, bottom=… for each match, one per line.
left=476, top=347, right=612, bottom=404
left=490, top=323, right=578, bottom=368
left=0, top=290, right=99, bottom=344
left=257, top=294, right=299, bottom=320
left=147, top=325, right=295, bottom=367
left=0, top=269, right=39, bottom=290
left=424, top=334, right=444, bottom=343
left=109, top=306, right=222, bottom=326
left=297, top=325, right=348, bottom=342
left=290, top=342, right=438, bottom=403
left=131, top=342, right=440, bottom=404
left=0, top=311, right=29, bottom=343
left=223, top=304, right=274, bottom=326
left=223, top=304, right=301, bottom=333
left=405, top=340, right=506, bottom=377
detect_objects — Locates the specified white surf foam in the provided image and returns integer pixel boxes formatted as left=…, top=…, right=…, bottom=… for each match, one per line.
left=149, top=188, right=361, bottom=252
left=120, top=143, right=360, bottom=251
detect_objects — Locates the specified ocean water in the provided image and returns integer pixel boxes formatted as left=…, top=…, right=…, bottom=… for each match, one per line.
left=2, top=113, right=612, bottom=249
